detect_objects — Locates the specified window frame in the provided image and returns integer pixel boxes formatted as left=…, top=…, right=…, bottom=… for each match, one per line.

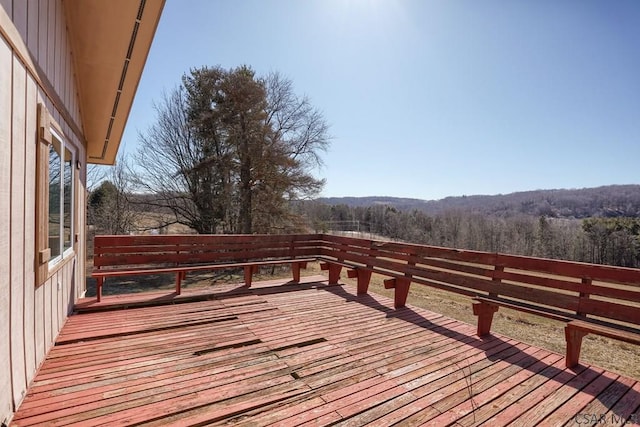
left=47, top=127, right=75, bottom=268
left=36, top=103, right=78, bottom=286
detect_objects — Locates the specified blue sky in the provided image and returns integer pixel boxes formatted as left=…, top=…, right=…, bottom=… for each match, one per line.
left=121, top=0, right=640, bottom=200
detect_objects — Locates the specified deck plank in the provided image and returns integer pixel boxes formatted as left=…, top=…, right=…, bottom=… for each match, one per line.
left=11, top=276, right=640, bottom=426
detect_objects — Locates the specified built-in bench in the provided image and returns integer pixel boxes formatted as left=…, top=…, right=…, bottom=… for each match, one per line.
left=317, top=234, right=640, bottom=368
left=92, top=234, right=320, bottom=302
left=92, top=233, right=640, bottom=367
left=467, top=254, right=640, bottom=367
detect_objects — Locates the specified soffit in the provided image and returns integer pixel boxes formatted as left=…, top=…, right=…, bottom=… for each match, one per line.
left=64, top=0, right=164, bottom=165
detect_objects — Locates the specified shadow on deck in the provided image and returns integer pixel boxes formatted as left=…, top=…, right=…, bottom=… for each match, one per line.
left=12, top=275, right=640, bottom=426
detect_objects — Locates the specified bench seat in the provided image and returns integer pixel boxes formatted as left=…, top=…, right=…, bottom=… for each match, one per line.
left=473, top=295, right=640, bottom=368
left=565, top=320, right=640, bottom=368
left=93, top=258, right=315, bottom=302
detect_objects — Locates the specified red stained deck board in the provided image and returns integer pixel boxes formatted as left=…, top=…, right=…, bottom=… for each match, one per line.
left=346, top=342, right=534, bottom=425
left=565, top=375, right=637, bottom=427
left=539, top=370, right=620, bottom=426
left=507, top=366, right=606, bottom=427
left=604, top=380, right=640, bottom=426
left=12, top=276, right=640, bottom=427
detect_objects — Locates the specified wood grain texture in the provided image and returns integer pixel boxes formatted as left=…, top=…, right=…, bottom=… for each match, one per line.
left=45, top=0, right=53, bottom=82
left=12, top=0, right=27, bottom=41
left=2, top=0, right=96, bottom=411
left=10, top=54, right=27, bottom=407
left=26, top=0, right=37, bottom=54
left=12, top=279, right=640, bottom=426
left=37, top=0, right=46, bottom=71
left=0, top=33, right=14, bottom=421
left=0, top=0, right=11, bottom=19
left=23, top=73, right=37, bottom=385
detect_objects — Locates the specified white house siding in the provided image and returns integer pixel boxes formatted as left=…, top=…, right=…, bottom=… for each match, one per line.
left=0, top=1, right=86, bottom=423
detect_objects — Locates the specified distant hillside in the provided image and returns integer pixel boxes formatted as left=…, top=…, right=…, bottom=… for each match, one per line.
left=318, top=185, right=640, bottom=218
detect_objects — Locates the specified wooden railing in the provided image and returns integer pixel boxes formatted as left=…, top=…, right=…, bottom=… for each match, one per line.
left=317, top=233, right=640, bottom=367
left=92, top=233, right=324, bottom=301
left=93, top=233, right=640, bottom=367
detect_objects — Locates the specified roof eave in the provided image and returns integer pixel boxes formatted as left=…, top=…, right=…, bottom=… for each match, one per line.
left=64, top=0, right=165, bottom=165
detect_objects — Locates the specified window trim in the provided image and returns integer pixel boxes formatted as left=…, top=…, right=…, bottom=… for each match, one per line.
left=36, top=103, right=78, bottom=286
left=47, top=128, right=75, bottom=268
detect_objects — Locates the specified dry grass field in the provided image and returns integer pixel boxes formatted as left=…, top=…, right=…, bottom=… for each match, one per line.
left=85, top=260, right=640, bottom=380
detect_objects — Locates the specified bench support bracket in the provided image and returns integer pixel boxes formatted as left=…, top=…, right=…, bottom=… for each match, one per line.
left=384, top=277, right=411, bottom=308
left=473, top=302, right=499, bottom=336
left=175, top=272, right=185, bottom=295
left=348, top=269, right=372, bottom=295
left=96, top=277, right=103, bottom=302
left=291, top=262, right=308, bottom=283
left=565, top=325, right=589, bottom=368
left=243, top=265, right=259, bottom=287
left=320, top=262, right=343, bottom=285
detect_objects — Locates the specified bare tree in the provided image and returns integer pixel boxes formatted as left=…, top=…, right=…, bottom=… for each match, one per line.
left=86, top=164, right=108, bottom=192
left=88, top=153, right=139, bottom=234
left=135, top=66, right=330, bottom=234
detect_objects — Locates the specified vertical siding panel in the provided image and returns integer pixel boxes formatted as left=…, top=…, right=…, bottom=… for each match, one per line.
left=10, top=55, right=27, bottom=408
left=60, top=261, right=66, bottom=326
left=0, top=36, right=14, bottom=419
left=53, top=270, right=60, bottom=337
left=56, top=266, right=61, bottom=334
left=0, top=0, right=11, bottom=18
left=53, top=271, right=59, bottom=342
left=24, top=74, right=36, bottom=384
left=46, top=0, right=54, bottom=82
left=65, top=46, right=71, bottom=112
left=53, top=0, right=60, bottom=96
left=34, top=280, right=44, bottom=366
left=33, top=92, right=46, bottom=365
left=60, top=5, right=66, bottom=108
left=43, top=278, right=50, bottom=350
left=26, top=0, right=38, bottom=55
left=13, top=0, right=28, bottom=41
left=37, top=0, right=46, bottom=71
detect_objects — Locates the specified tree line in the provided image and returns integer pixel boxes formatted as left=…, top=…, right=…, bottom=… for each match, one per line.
left=319, top=185, right=640, bottom=219
left=296, top=202, right=640, bottom=268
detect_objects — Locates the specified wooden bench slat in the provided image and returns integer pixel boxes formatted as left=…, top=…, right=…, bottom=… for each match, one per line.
left=577, top=299, right=640, bottom=325
left=567, top=320, right=640, bottom=345
left=93, top=258, right=316, bottom=278
left=92, top=234, right=317, bottom=302
left=473, top=296, right=572, bottom=323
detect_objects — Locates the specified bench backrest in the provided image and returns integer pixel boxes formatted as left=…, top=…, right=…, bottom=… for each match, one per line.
left=320, top=234, right=640, bottom=330
left=93, top=234, right=323, bottom=270
left=93, top=233, right=640, bottom=329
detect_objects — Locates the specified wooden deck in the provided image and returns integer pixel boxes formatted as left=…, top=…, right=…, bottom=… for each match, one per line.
left=12, top=275, right=640, bottom=426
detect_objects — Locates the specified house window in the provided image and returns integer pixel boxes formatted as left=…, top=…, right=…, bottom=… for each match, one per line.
left=48, top=130, right=75, bottom=265
left=36, top=103, right=78, bottom=285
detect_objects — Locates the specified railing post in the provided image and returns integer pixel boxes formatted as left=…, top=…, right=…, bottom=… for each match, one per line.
left=491, top=264, right=504, bottom=297
left=577, top=278, right=592, bottom=318
left=175, top=241, right=182, bottom=294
